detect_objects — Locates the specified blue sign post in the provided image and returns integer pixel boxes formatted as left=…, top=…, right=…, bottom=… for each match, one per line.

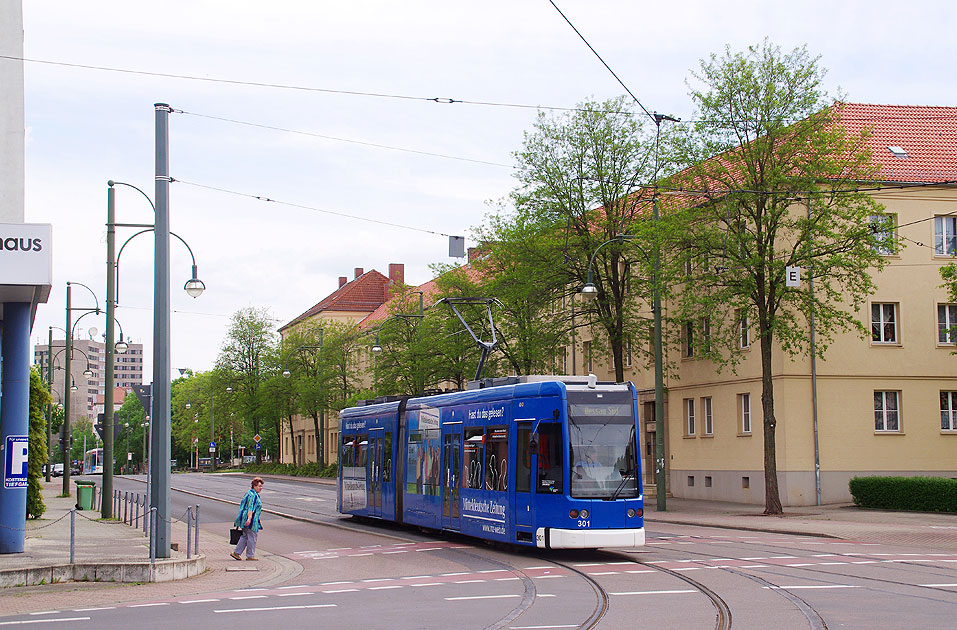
left=0, top=302, right=32, bottom=553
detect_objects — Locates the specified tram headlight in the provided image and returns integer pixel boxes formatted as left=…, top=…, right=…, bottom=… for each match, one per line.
left=579, top=509, right=589, bottom=520
left=569, top=509, right=579, bottom=519
left=627, top=508, right=636, bottom=518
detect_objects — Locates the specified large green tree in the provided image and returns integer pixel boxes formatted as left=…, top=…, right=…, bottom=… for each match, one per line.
left=668, top=41, right=887, bottom=514
left=217, top=307, right=280, bottom=463
left=508, top=96, right=657, bottom=381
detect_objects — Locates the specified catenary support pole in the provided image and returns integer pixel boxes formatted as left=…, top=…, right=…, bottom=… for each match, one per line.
left=151, top=102, right=172, bottom=558
left=62, top=284, right=73, bottom=495
left=103, top=183, right=116, bottom=518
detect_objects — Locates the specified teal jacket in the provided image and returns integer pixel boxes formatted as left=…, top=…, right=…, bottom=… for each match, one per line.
left=234, top=489, right=263, bottom=532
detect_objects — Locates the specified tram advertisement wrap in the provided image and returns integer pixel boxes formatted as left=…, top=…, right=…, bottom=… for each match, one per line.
left=341, top=467, right=367, bottom=511
left=463, top=497, right=506, bottom=535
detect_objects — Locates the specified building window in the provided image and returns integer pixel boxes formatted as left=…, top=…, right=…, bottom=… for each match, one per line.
left=703, top=397, right=713, bottom=435
left=685, top=399, right=695, bottom=436
left=871, top=303, right=898, bottom=343
left=739, top=393, right=751, bottom=434
left=874, top=391, right=901, bottom=432
left=738, top=310, right=750, bottom=349
left=938, top=304, right=957, bottom=344
left=940, top=391, right=957, bottom=432
left=870, top=214, right=897, bottom=255
left=935, top=216, right=957, bottom=256
left=684, top=321, right=695, bottom=357
left=583, top=341, right=592, bottom=373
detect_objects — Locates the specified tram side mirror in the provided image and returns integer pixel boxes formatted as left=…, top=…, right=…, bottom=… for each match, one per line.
left=528, top=434, right=539, bottom=452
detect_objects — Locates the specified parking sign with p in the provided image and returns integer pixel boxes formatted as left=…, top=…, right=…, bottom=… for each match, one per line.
left=4, top=435, right=29, bottom=489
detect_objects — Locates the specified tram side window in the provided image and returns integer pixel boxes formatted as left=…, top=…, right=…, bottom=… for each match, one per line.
left=537, top=424, right=563, bottom=494
left=407, top=432, right=423, bottom=495
left=341, top=436, right=354, bottom=468
left=383, top=432, right=392, bottom=483
left=485, top=426, right=508, bottom=492
left=463, top=428, right=484, bottom=490
left=516, top=427, right=531, bottom=493
left=357, top=435, right=369, bottom=469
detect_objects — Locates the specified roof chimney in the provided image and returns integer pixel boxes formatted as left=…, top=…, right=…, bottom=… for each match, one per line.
left=338, top=276, right=347, bottom=288
left=354, top=267, right=364, bottom=279
left=388, top=263, right=405, bottom=287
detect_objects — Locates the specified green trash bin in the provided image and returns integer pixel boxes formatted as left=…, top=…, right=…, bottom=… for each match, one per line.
left=75, top=480, right=95, bottom=511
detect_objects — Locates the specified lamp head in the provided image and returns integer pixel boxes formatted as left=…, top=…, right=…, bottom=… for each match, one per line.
left=83, top=367, right=94, bottom=378
left=70, top=384, right=78, bottom=392
left=184, top=264, right=205, bottom=298
left=114, top=338, right=129, bottom=354
left=282, top=369, right=291, bottom=378
left=185, top=402, right=191, bottom=409
left=580, top=282, right=598, bottom=302
left=226, top=385, right=233, bottom=393
left=371, top=344, right=382, bottom=355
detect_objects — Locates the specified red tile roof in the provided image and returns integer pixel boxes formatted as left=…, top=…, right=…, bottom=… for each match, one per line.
left=359, top=263, right=485, bottom=330
left=281, top=270, right=393, bottom=331
left=837, top=103, right=957, bottom=183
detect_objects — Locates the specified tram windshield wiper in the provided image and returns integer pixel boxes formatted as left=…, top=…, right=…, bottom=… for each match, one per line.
left=607, top=468, right=635, bottom=501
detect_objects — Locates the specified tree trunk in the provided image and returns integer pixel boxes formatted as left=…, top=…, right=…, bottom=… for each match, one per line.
left=288, top=414, right=297, bottom=466
left=759, top=332, right=783, bottom=515
left=311, top=411, right=322, bottom=467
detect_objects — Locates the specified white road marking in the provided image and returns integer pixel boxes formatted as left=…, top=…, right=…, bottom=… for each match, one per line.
left=350, top=553, right=373, bottom=557
left=322, top=589, right=359, bottom=594
left=625, top=570, right=655, bottom=574
left=362, top=578, right=392, bottom=582
left=229, top=595, right=267, bottom=600
left=320, top=581, right=354, bottom=585
left=535, top=575, right=565, bottom=579
left=416, top=547, right=444, bottom=551
left=764, top=585, right=859, bottom=590
left=410, top=583, right=443, bottom=587
left=786, top=564, right=815, bottom=567
left=72, top=608, right=114, bottom=612
left=445, top=595, right=521, bottom=601
left=277, top=585, right=309, bottom=589
left=400, top=575, right=433, bottom=580
left=921, top=583, right=957, bottom=587
left=523, top=566, right=551, bottom=570
left=495, top=577, right=521, bottom=581
left=181, top=599, right=220, bottom=604
left=368, top=586, right=403, bottom=590
left=383, top=550, right=409, bottom=554
left=128, top=603, right=169, bottom=608
left=215, top=604, right=336, bottom=613
left=278, top=592, right=315, bottom=597
left=588, top=572, right=620, bottom=575
left=26, top=613, right=58, bottom=617
left=819, top=562, right=847, bottom=566
left=740, top=565, right=768, bottom=568
left=0, top=618, right=92, bottom=626
left=610, top=590, right=697, bottom=596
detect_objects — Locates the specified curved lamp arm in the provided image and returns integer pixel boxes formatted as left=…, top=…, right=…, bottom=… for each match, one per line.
left=66, top=281, right=100, bottom=313
left=281, top=341, right=324, bottom=378
left=115, top=228, right=204, bottom=303
left=580, top=235, right=642, bottom=302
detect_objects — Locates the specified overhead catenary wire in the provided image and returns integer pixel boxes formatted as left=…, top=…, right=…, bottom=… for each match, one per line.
left=173, top=109, right=515, bottom=169
left=171, top=178, right=456, bottom=238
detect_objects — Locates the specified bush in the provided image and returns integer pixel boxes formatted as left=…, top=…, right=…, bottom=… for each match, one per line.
left=849, top=476, right=957, bottom=512
left=27, top=369, right=51, bottom=519
left=243, top=461, right=337, bottom=478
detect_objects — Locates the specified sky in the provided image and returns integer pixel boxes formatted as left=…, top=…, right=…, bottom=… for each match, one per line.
left=20, top=0, right=956, bottom=380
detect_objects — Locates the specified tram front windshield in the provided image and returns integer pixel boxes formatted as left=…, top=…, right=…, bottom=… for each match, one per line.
left=567, top=390, right=639, bottom=499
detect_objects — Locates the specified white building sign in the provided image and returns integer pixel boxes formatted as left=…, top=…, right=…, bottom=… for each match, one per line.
left=0, top=223, right=52, bottom=286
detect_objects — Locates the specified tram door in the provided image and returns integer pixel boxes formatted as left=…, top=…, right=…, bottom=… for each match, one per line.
left=442, top=428, right=461, bottom=530
left=514, top=425, right=533, bottom=529
left=368, top=429, right=387, bottom=517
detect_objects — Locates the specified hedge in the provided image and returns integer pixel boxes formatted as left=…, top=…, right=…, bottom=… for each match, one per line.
left=243, top=462, right=338, bottom=478
left=849, top=476, right=957, bottom=512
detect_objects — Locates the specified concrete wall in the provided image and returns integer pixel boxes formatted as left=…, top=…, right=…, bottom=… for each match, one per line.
left=0, top=0, right=24, bottom=223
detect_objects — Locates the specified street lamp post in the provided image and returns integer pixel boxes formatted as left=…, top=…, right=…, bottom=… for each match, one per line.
left=62, top=281, right=100, bottom=495
left=581, top=233, right=667, bottom=511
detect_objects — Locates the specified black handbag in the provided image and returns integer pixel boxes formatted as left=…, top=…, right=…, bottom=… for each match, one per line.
left=229, top=528, right=243, bottom=545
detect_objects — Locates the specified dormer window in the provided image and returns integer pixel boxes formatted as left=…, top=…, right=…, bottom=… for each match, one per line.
left=888, top=146, right=908, bottom=159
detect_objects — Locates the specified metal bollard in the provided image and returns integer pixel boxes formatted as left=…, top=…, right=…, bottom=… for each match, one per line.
left=142, top=495, right=148, bottom=536
left=186, top=506, right=192, bottom=560
left=194, top=504, right=200, bottom=553
left=135, top=493, right=140, bottom=528
left=149, top=507, right=157, bottom=564
left=122, top=491, right=127, bottom=524
left=70, top=508, right=75, bottom=564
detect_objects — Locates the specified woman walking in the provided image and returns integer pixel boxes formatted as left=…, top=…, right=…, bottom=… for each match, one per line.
left=231, top=477, right=264, bottom=561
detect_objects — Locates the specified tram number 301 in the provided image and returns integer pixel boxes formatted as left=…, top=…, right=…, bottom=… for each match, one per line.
left=577, top=519, right=591, bottom=528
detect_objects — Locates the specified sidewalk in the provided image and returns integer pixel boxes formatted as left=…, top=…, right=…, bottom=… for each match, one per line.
left=643, top=496, right=957, bottom=550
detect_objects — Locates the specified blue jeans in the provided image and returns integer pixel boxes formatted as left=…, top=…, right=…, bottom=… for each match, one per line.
left=234, top=527, right=258, bottom=558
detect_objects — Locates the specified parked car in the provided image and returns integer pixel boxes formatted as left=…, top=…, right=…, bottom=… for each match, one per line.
left=52, top=463, right=64, bottom=477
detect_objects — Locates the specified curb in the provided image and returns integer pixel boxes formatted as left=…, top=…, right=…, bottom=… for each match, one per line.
left=0, top=555, right=206, bottom=588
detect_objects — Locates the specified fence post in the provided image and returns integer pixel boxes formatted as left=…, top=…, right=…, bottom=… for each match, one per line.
left=186, top=506, right=192, bottom=560
left=194, top=504, right=200, bottom=553
left=142, top=495, right=148, bottom=536
left=135, top=493, right=140, bottom=528
left=70, top=508, right=75, bottom=564
left=149, top=507, right=157, bottom=564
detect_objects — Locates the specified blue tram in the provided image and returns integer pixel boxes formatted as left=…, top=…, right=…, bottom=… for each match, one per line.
left=337, top=375, right=644, bottom=549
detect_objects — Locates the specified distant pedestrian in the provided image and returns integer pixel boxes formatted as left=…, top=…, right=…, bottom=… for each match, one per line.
left=231, top=477, right=264, bottom=561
